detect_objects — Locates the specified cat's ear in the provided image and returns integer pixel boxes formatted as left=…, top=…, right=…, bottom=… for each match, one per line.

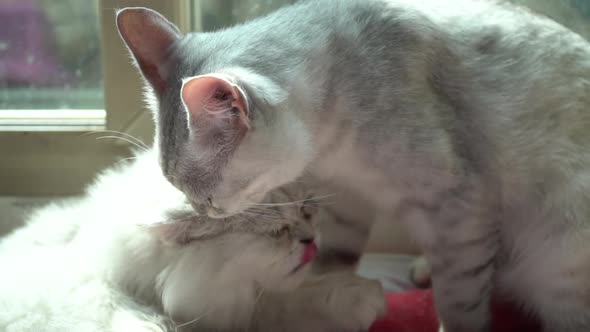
left=116, top=7, right=181, bottom=95
left=181, top=74, right=250, bottom=130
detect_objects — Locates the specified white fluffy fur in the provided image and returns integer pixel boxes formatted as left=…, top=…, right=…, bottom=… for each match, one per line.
left=0, top=150, right=309, bottom=332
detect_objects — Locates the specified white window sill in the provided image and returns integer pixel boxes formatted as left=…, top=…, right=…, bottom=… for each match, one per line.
left=0, top=109, right=106, bottom=131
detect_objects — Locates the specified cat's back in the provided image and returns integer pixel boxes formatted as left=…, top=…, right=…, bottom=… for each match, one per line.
left=290, top=1, right=590, bottom=206
left=358, top=1, right=590, bottom=164
left=289, top=0, right=589, bottom=102
left=192, top=0, right=589, bottom=89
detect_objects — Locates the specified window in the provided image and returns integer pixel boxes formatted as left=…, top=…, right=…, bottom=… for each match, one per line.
left=0, top=0, right=297, bottom=196
left=0, top=0, right=104, bottom=129
left=1, top=0, right=588, bottom=196
left=0, top=0, right=190, bottom=196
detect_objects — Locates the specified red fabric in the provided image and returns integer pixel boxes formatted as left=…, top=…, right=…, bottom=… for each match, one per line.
left=370, top=289, right=541, bottom=332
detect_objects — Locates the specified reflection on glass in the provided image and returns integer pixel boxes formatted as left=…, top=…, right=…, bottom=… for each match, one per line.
left=195, top=0, right=296, bottom=32
left=0, top=0, right=103, bottom=110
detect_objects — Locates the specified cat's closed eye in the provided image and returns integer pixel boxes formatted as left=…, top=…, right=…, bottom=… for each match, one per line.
left=299, top=195, right=320, bottom=221
left=273, top=225, right=290, bottom=238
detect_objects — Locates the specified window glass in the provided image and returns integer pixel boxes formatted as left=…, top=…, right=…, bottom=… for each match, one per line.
left=0, top=0, right=103, bottom=110
left=195, top=0, right=296, bottom=31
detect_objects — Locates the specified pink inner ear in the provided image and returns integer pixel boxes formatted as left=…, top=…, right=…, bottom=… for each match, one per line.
left=181, top=75, right=249, bottom=128
left=116, top=8, right=181, bottom=95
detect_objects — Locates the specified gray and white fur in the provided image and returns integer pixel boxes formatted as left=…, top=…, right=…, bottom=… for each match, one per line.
left=116, top=1, right=590, bottom=331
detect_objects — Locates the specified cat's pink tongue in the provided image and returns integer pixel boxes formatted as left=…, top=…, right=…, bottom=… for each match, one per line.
left=301, top=242, right=318, bottom=265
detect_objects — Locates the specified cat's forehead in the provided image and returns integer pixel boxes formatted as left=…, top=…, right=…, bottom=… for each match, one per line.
left=171, top=38, right=212, bottom=77
left=173, top=32, right=246, bottom=76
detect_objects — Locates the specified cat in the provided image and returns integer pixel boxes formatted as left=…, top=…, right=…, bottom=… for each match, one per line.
left=115, top=0, right=590, bottom=331
left=0, top=149, right=385, bottom=332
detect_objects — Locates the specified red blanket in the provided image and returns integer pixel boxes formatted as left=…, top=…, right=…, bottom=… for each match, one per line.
left=370, top=289, right=540, bottom=332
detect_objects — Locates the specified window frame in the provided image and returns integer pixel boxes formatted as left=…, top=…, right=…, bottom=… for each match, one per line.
left=0, top=0, right=191, bottom=196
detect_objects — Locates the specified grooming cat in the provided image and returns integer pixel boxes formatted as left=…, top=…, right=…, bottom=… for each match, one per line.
left=0, top=150, right=385, bottom=332
left=115, top=1, right=590, bottom=331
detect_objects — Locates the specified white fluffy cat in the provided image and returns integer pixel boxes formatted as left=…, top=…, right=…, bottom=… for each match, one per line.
left=0, top=150, right=385, bottom=332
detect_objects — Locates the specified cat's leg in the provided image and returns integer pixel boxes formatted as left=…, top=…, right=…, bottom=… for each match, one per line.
left=251, top=272, right=386, bottom=332
left=432, top=188, right=497, bottom=332
left=311, top=207, right=373, bottom=275
left=406, top=180, right=498, bottom=332
left=521, top=260, right=590, bottom=332
left=504, top=232, right=590, bottom=332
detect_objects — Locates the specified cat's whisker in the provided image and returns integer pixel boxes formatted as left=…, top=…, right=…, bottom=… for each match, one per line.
left=241, top=215, right=276, bottom=241
left=242, top=215, right=282, bottom=229
left=301, top=194, right=337, bottom=202
left=82, top=130, right=150, bottom=150
left=243, top=208, right=281, bottom=217
left=251, top=194, right=336, bottom=207
left=250, top=286, right=266, bottom=332
left=242, top=207, right=283, bottom=218
left=250, top=202, right=298, bottom=207
left=95, top=135, right=150, bottom=152
left=174, top=309, right=211, bottom=332
left=307, top=201, right=336, bottom=205
left=251, top=287, right=266, bottom=326
left=242, top=209, right=302, bottom=225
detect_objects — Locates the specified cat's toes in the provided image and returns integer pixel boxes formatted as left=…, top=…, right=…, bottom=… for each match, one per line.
left=410, top=255, right=432, bottom=288
left=323, top=274, right=387, bottom=331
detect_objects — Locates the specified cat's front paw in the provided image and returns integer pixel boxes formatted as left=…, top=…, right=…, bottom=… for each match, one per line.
left=315, top=273, right=387, bottom=331
left=410, top=255, right=432, bottom=288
